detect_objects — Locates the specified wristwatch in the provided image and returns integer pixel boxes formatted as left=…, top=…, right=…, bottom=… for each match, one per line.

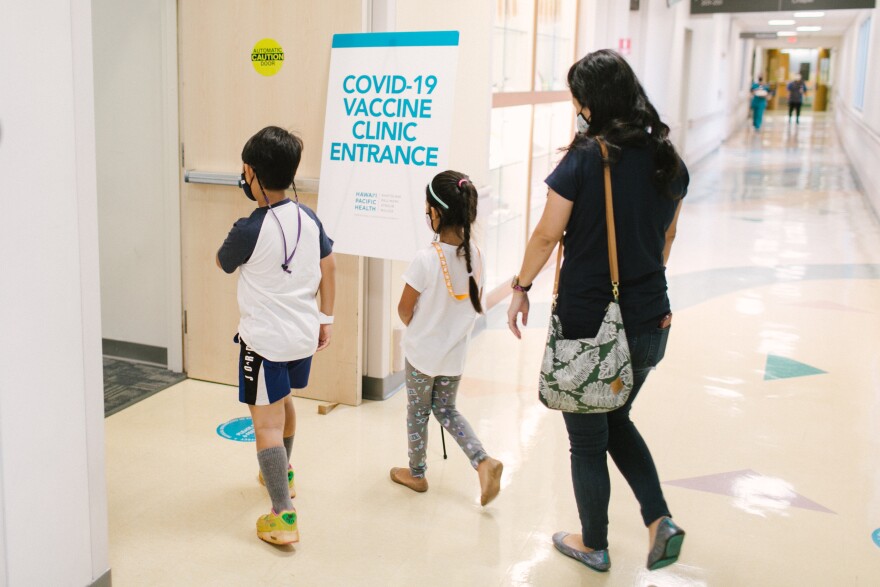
left=511, top=276, right=532, bottom=293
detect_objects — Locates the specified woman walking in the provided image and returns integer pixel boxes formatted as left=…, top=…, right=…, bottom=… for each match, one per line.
left=507, top=50, right=689, bottom=573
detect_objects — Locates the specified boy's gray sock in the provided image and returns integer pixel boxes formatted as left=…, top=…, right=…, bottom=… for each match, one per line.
left=257, top=447, right=294, bottom=512
left=283, top=435, right=294, bottom=461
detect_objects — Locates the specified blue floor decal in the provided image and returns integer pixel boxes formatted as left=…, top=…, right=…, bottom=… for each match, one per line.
left=764, top=355, right=826, bottom=381
left=216, top=417, right=256, bottom=442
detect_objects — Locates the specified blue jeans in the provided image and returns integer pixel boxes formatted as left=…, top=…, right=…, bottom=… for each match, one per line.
left=562, top=326, right=672, bottom=550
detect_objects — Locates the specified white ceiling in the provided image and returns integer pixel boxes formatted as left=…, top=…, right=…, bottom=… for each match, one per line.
left=732, top=8, right=862, bottom=39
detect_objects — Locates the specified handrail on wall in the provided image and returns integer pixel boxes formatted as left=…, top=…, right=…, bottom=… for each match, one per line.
left=184, top=170, right=320, bottom=194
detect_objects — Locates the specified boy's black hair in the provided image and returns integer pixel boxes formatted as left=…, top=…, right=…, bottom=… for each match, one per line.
left=241, top=126, right=303, bottom=191
left=426, top=170, right=483, bottom=314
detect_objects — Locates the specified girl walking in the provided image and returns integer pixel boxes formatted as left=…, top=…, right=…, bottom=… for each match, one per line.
left=390, top=170, right=503, bottom=506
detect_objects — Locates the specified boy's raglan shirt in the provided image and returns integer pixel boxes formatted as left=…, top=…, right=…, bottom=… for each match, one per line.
left=218, top=200, right=333, bottom=362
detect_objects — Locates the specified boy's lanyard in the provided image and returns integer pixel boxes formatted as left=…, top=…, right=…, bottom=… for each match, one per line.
left=267, top=197, right=302, bottom=273
left=431, top=242, right=482, bottom=301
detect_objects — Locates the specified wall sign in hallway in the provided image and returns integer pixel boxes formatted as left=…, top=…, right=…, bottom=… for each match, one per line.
left=691, top=0, right=875, bottom=14
left=318, top=31, right=460, bottom=261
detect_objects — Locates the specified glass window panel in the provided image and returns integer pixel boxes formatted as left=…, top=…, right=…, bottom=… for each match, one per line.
left=486, top=105, right=532, bottom=291
left=534, top=0, right=577, bottom=91
left=493, top=0, right=536, bottom=93
left=529, top=101, right=573, bottom=234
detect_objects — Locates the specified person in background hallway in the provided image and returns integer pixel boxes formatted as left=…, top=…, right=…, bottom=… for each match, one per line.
left=507, top=50, right=689, bottom=573
left=787, top=74, right=807, bottom=124
left=751, top=76, right=772, bottom=130
left=217, top=126, right=336, bottom=545
left=391, top=170, right=504, bottom=506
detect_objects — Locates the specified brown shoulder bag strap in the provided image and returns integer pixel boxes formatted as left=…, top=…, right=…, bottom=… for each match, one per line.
left=596, top=138, right=620, bottom=300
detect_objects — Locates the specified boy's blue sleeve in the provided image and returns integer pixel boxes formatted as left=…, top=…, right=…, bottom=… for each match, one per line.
left=302, top=206, right=334, bottom=259
left=217, top=214, right=263, bottom=273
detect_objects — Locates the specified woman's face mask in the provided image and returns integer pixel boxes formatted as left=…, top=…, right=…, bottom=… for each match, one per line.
left=576, top=112, right=590, bottom=134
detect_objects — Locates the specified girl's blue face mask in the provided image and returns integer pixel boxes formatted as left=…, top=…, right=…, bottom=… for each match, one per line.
left=239, top=173, right=257, bottom=202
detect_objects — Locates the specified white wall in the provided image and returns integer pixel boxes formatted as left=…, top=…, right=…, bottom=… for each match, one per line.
left=0, top=0, right=110, bottom=584
left=93, top=0, right=182, bottom=369
left=836, top=8, right=880, bottom=218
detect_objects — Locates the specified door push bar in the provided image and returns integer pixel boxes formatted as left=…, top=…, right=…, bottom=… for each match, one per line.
left=184, top=170, right=320, bottom=194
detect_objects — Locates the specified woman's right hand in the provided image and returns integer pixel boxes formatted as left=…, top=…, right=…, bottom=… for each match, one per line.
left=507, top=291, right=530, bottom=340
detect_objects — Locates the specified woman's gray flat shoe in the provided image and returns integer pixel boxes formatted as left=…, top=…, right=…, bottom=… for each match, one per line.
left=551, top=532, right=610, bottom=572
left=647, top=517, right=685, bottom=571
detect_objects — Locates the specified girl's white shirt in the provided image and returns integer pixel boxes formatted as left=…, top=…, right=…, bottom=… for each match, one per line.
left=402, top=241, right=485, bottom=377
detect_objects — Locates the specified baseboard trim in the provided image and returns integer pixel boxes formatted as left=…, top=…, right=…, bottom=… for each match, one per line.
left=102, top=339, right=167, bottom=366
left=363, top=370, right=404, bottom=401
left=90, top=568, right=112, bottom=587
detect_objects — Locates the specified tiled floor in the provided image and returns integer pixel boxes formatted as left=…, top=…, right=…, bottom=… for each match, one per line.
left=106, top=113, right=880, bottom=585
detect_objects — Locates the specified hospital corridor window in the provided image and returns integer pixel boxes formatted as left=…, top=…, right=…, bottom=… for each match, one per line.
left=486, top=0, right=578, bottom=301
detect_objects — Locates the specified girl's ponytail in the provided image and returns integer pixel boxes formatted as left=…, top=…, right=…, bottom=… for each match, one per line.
left=459, top=180, right=483, bottom=314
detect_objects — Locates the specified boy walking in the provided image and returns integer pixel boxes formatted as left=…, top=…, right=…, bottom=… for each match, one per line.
left=217, top=126, right=336, bottom=544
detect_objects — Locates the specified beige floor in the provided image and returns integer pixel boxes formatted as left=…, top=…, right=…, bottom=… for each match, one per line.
left=106, top=113, right=880, bottom=586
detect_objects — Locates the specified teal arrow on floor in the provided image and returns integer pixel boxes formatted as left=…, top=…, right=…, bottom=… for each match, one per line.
left=764, top=354, right=826, bottom=381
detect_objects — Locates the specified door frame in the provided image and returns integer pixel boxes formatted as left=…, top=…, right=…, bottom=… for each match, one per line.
left=161, top=0, right=183, bottom=372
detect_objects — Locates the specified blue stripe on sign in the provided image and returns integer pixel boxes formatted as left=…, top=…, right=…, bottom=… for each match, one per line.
left=332, top=31, right=459, bottom=48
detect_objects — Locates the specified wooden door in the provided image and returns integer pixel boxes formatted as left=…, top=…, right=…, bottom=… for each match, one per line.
left=178, top=0, right=364, bottom=404
left=814, top=48, right=830, bottom=112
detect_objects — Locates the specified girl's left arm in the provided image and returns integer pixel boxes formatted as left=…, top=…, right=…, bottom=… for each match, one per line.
left=398, top=285, right=420, bottom=326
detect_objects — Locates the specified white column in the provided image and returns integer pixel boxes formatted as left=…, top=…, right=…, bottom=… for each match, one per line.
left=0, top=0, right=110, bottom=584
left=362, top=0, right=399, bottom=395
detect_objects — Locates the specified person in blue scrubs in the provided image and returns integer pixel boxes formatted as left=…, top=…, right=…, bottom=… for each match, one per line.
left=750, top=76, right=772, bottom=131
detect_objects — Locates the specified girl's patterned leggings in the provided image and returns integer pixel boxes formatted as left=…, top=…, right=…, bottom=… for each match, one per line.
left=405, top=360, right=487, bottom=478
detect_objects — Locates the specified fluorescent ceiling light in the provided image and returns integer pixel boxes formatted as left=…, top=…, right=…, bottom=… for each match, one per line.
left=777, top=31, right=798, bottom=37
left=794, top=11, right=824, bottom=18
left=769, top=20, right=796, bottom=25
left=797, top=26, right=822, bottom=32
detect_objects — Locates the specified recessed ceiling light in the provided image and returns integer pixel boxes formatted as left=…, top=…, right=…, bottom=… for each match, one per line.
left=794, top=11, right=825, bottom=18
left=777, top=31, right=798, bottom=37
left=769, top=20, right=796, bottom=25
left=797, top=26, right=822, bottom=32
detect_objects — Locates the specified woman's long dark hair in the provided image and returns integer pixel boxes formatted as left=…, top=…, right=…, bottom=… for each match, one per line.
left=567, top=49, right=682, bottom=199
left=426, top=170, right=483, bottom=314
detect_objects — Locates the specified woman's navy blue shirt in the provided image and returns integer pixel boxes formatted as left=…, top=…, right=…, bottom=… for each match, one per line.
left=545, top=139, right=689, bottom=339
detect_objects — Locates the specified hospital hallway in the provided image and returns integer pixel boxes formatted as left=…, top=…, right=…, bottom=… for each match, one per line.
left=103, top=111, right=880, bottom=585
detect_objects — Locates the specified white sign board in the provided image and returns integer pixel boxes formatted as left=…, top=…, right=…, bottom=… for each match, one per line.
left=317, top=31, right=460, bottom=261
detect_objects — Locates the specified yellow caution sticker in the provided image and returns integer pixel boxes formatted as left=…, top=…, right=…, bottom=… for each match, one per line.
left=251, top=38, right=284, bottom=76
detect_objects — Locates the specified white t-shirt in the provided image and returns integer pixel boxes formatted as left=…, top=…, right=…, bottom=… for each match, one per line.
left=218, top=200, right=333, bottom=362
left=402, top=241, right=485, bottom=377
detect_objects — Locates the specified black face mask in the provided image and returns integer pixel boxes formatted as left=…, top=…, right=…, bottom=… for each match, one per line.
left=239, top=173, right=256, bottom=202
